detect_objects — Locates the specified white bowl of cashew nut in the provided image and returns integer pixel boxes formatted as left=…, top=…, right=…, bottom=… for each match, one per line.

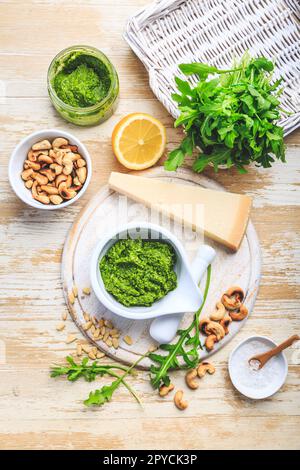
left=9, top=129, right=92, bottom=210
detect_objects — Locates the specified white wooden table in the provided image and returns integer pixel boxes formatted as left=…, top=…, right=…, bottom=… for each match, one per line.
left=0, top=0, right=299, bottom=450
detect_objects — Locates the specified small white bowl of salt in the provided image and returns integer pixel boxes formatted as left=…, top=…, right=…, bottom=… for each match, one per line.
left=228, top=336, right=288, bottom=399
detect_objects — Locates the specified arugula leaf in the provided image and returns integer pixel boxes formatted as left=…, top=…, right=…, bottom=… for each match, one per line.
left=50, top=352, right=148, bottom=408
left=84, top=383, right=116, bottom=406
left=164, top=135, right=194, bottom=171
left=165, top=53, right=286, bottom=173
left=179, top=63, right=239, bottom=80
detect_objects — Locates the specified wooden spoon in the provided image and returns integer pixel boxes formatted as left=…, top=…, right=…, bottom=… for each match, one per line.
left=248, top=334, right=300, bottom=370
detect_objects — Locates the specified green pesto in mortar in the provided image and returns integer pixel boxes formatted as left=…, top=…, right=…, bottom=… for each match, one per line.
left=53, top=53, right=111, bottom=108
left=99, top=239, right=178, bottom=307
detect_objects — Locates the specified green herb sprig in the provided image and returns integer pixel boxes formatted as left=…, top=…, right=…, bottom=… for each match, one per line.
left=165, top=53, right=286, bottom=173
left=149, top=265, right=211, bottom=389
left=51, top=353, right=148, bottom=407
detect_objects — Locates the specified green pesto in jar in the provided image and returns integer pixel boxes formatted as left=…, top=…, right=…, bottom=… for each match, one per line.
left=99, top=239, right=178, bottom=307
left=53, top=53, right=111, bottom=108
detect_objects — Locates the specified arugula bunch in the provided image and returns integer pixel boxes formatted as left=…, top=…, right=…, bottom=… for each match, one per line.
left=165, top=53, right=286, bottom=173
left=149, top=265, right=211, bottom=389
left=51, top=354, right=145, bottom=407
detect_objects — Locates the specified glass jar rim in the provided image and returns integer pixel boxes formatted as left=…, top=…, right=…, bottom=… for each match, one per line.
left=47, top=45, right=119, bottom=113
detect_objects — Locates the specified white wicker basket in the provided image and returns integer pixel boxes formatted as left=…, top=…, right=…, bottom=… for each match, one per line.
left=124, top=0, right=300, bottom=136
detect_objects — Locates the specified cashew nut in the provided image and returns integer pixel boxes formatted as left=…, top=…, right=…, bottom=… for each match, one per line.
left=38, top=155, right=53, bottom=165
left=58, top=182, right=77, bottom=200
left=199, top=318, right=210, bottom=335
left=76, top=158, right=86, bottom=168
left=25, top=179, right=33, bottom=189
left=50, top=163, right=63, bottom=175
left=66, top=175, right=73, bottom=187
left=185, top=369, right=199, bottom=389
left=49, top=195, right=63, bottom=205
left=60, top=144, right=78, bottom=153
left=220, top=313, right=232, bottom=334
left=73, top=176, right=81, bottom=186
left=34, top=194, right=50, bottom=204
left=174, top=390, right=188, bottom=410
left=210, top=301, right=226, bottom=321
left=69, top=185, right=82, bottom=192
left=24, top=160, right=41, bottom=171
left=31, top=180, right=38, bottom=198
left=229, top=304, right=248, bottom=321
left=27, top=150, right=37, bottom=162
left=21, top=168, right=34, bottom=181
left=221, top=286, right=244, bottom=311
left=76, top=166, right=87, bottom=184
left=72, top=153, right=82, bottom=162
left=55, top=174, right=68, bottom=187
left=32, top=172, right=48, bottom=186
left=32, top=140, right=51, bottom=151
left=40, top=185, right=59, bottom=195
left=159, top=383, right=174, bottom=397
left=205, top=334, right=218, bottom=351
left=62, top=155, right=73, bottom=166
left=40, top=169, right=56, bottom=182
left=205, top=321, right=225, bottom=341
left=63, top=163, right=73, bottom=175
left=52, top=137, right=69, bottom=149
left=197, top=362, right=216, bottom=378
left=32, top=150, right=49, bottom=158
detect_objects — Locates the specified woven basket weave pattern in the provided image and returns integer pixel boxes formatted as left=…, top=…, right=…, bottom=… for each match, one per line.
left=124, top=0, right=300, bottom=136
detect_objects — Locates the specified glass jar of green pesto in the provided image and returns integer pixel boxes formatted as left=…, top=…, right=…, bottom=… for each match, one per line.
left=47, top=45, right=119, bottom=126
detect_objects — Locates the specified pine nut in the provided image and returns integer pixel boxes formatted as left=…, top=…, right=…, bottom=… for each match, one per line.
left=68, top=292, right=75, bottom=305
left=83, top=321, right=92, bottom=331
left=124, top=335, right=133, bottom=345
left=66, top=334, right=77, bottom=344
left=72, top=286, right=78, bottom=298
left=56, top=322, right=65, bottom=332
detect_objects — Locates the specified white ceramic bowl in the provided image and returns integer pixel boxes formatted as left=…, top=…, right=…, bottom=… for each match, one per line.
left=8, top=129, right=92, bottom=210
left=228, top=335, right=288, bottom=400
left=90, top=221, right=203, bottom=321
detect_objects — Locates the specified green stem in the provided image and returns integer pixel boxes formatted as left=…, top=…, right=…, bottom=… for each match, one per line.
left=106, top=370, right=142, bottom=405
left=151, top=265, right=212, bottom=388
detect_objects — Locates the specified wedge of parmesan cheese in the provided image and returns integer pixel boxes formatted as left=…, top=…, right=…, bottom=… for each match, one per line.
left=109, top=172, right=252, bottom=251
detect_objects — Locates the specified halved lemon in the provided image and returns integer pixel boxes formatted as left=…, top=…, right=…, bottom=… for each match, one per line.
left=112, top=113, right=167, bottom=170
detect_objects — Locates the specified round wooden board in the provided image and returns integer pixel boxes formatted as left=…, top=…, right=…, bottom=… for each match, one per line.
left=62, top=167, right=261, bottom=368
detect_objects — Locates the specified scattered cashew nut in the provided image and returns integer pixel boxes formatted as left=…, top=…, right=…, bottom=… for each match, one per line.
left=229, top=304, right=248, bottom=321
left=220, top=313, right=232, bottom=334
left=205, top=321, right=225, bottom=341
left=221, top=286, right=244, bottom=310
left=185, top=369, right=199, bottom=390
left=197, top=362, right=216, bottom=378
left=205, top=334, right=218, bottom=351
left=174, top=390, right=188, bottom=410
left=210, top=301, right=226, bottom=321
left=159, top=383, right=174, bottom=397
left=199, top=318, right=210, bottom=335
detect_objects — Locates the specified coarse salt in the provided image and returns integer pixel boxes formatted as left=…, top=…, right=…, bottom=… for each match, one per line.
left=230, top=339, right=283, bottom=391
